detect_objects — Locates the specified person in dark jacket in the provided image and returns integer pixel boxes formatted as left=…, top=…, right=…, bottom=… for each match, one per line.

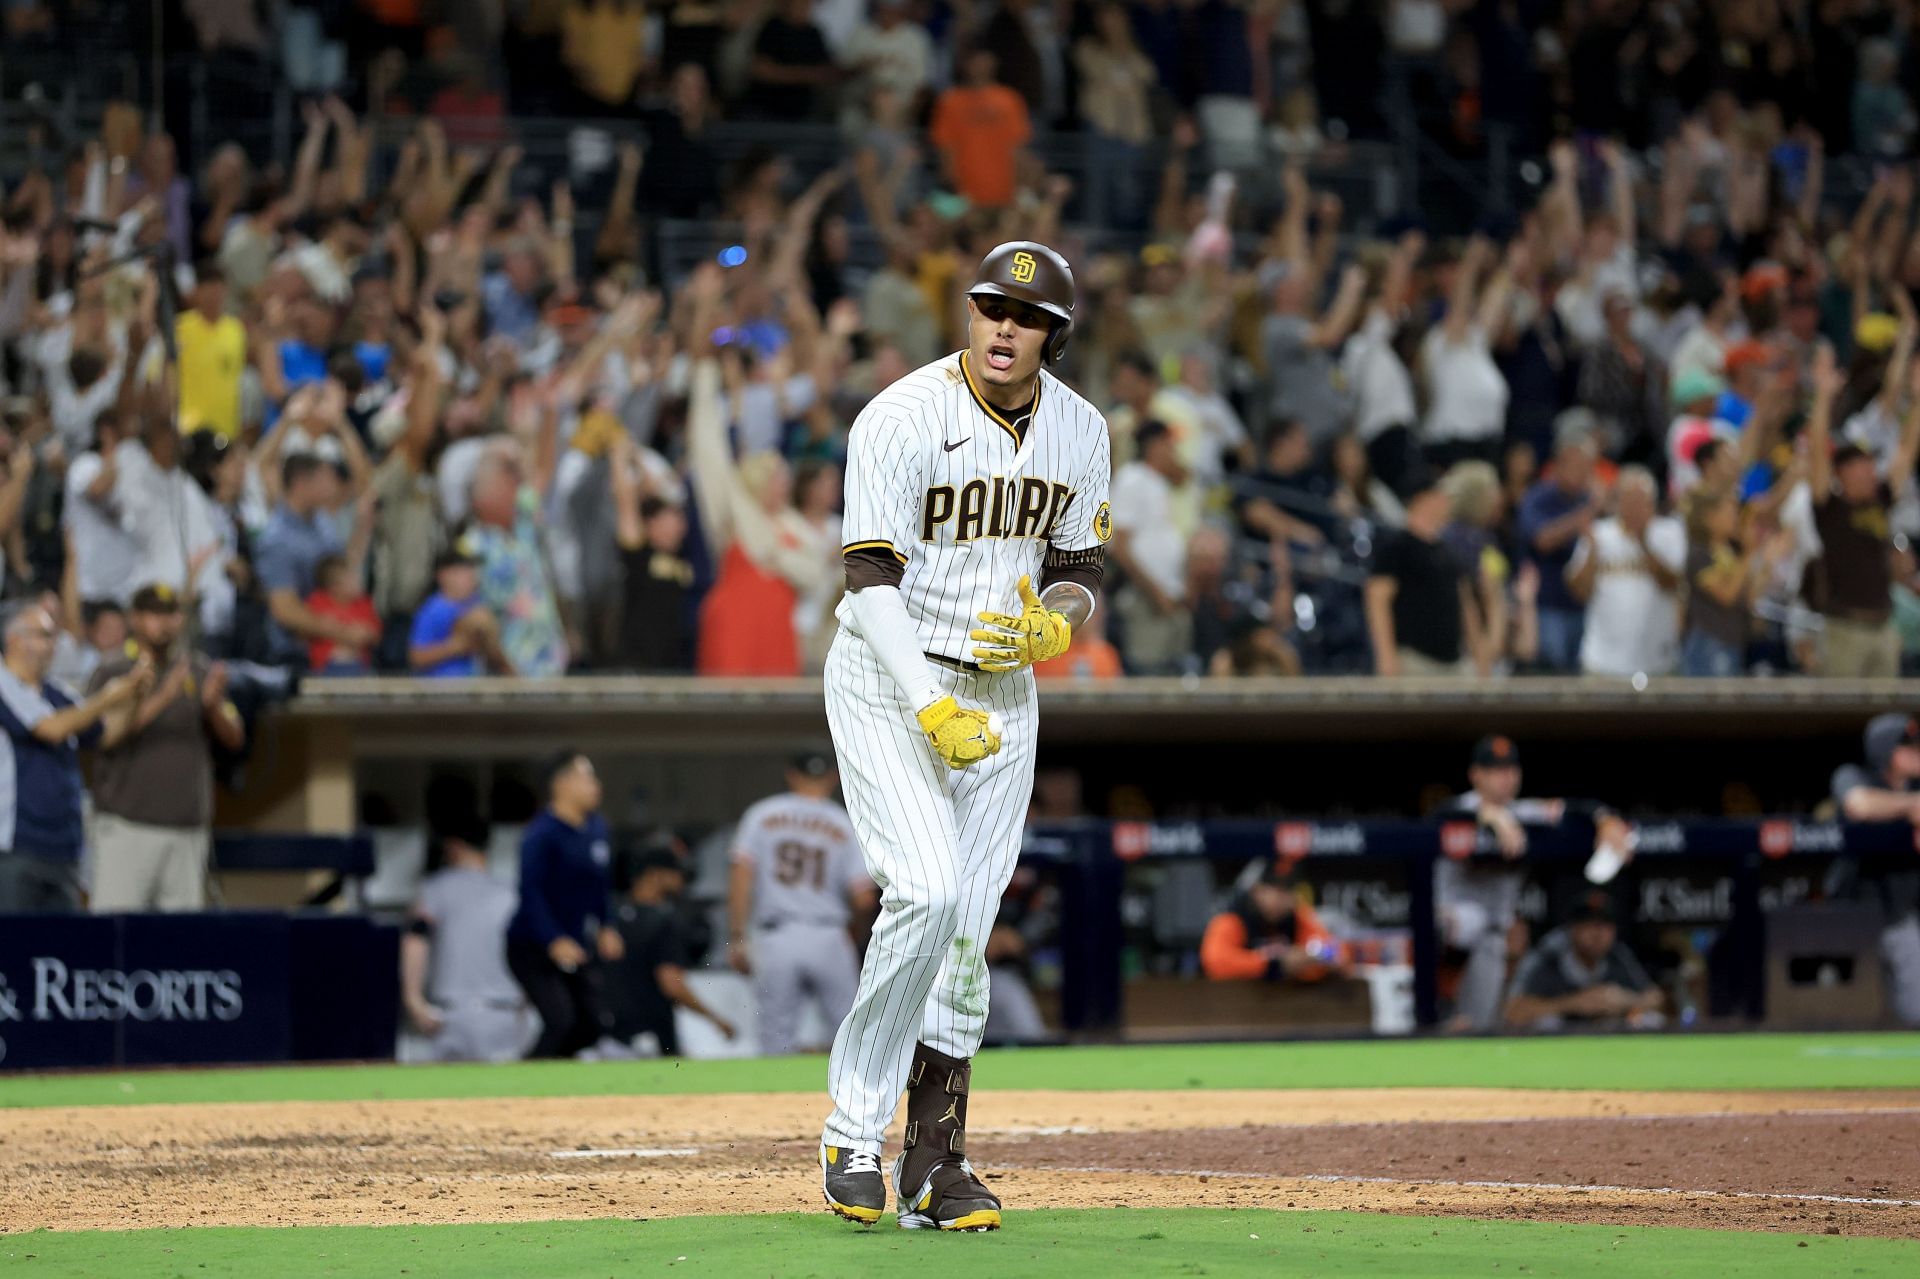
left=604, top=842, right=736, bottom=1054
left=506, top=750, right=623, bottom=1057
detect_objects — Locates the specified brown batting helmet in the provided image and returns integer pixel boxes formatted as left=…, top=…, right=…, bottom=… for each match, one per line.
left=967, top=241, right=1076, bottom=363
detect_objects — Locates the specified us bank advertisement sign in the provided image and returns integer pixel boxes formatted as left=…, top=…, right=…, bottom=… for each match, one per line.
left=0, top=914, right=290, bottom=1069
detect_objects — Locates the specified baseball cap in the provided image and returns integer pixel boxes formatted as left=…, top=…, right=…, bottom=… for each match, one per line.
left=1740, top=262, right=1787, bottom=301
left=434, top=811, right=490, bottom=853
left=790, top=746, right=836, bottom=778
left=129, top=583, right=182, bottom=614
left=623, top=830, right=686, bottom=877
left=1471, top=735, right=1521, bottom=768
left=1865, top=712, right=1920, bottom=773
left=1832, top=441, right=1875, bottom=470
left=1134, top=418, right=1172, bottom=450
left=1722, top=340, right=1773, bottom=374
left=1567, top=890, right=1616, bottom=926
left=1402, top=466, right=1446, bottom=502
left=632, top=845, right=683, bottom=875
left=1258, top=863, right=1301, bottom=890
left=1669, top=367, right=1726, bottom=409
left=433, top=548, right=477, bottom=572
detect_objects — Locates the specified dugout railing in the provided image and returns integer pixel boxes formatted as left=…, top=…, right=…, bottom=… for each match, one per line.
left=1024, top=817, right=1919, bottom=1035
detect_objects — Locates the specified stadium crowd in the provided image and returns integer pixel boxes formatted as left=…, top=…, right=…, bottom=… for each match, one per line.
left=3, top=4, right=1920, bottom=682
left=6, top=3, right=1920, bottom=1053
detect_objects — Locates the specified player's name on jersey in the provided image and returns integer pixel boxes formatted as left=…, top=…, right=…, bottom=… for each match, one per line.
left=752, top=811, right=849, bottom=840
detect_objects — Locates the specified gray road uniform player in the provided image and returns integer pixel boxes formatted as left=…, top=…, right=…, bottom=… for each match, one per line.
left=728, top=756, right=877, bottom=1056
left=820, top=242, right=1110, bottom=1232
left=1829, top=712, right=1920, bottom=1025
left=405, top=819, right=529, bottom=1062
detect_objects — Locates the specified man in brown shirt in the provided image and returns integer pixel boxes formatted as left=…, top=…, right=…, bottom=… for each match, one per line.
left=87, top=584, right=246, bottom=911
left=1806, top=346, right=1920, bottom=677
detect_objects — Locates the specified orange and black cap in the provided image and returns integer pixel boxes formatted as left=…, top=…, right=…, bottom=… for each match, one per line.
left=1471, top=735, right=1521, bottom=768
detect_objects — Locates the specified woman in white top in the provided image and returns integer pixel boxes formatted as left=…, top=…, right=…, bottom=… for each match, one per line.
left=1420, top=236, right=1516, bottom=471
left=1342, top=230, right=1424, bottom=496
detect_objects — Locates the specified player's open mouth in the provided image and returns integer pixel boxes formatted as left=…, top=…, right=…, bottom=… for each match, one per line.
left=985, top=345, right=1016, bottom=371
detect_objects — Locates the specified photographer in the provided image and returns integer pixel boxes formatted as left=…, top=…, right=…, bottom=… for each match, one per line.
left=88, top=584, right=245, bottom=912
left=0, top=600, right=151, bottom=912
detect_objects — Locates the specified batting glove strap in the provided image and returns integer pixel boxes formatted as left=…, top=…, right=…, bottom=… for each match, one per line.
left=916, top=695, right=1003, bottom=770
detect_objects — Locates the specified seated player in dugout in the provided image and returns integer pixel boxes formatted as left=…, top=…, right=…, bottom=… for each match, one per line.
left=1503, top=891, right=1663, bottom=1031
left=604, top=840, right=737, bottom=1054
left=1199, top=864, right=1350, bottom=982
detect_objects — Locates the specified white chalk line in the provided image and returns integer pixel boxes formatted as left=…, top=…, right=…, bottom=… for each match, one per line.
left=1032, top=1165, right=1920, bottom=1209
left=1198, top=1104, right=1920, bottom=1133
left=549, top=1147, right=699, bottom=1159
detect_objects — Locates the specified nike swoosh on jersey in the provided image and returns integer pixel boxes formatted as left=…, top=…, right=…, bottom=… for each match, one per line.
left=943, top=437, right=971, bottom=452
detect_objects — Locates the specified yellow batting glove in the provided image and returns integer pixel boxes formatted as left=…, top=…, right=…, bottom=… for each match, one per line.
left=970, top=575, right=1072, bottom=673
left=916, top=695, right=1003, bottom=770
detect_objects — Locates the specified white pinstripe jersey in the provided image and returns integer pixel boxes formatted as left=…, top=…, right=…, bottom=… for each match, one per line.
left=837, top=351, right=1113, bottom=664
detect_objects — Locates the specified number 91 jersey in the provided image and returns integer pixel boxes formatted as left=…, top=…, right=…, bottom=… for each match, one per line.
left=732, top=793, right=870, bottom=929
left=836, top=352, right=1113, bottom=665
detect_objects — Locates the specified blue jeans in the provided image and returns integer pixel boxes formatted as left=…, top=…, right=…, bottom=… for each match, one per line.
left=1536, top=607, right=1585, bottom=673
left=1680, top=629, right=1743, bottom=677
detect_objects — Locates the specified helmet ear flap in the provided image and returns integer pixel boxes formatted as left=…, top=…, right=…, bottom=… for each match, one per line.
left=1047, top=321, right=1071, bottom=364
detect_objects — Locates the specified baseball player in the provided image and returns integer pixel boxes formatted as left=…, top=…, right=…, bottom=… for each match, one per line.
left=818, top=242, right=1110, bottom=1232
left=1436, top=735, right=1631, bottom=1032
left=402, top=812, right=531, bottom=1062
left=1828, top=712, right=1920, bottom=1024
left=727, top=750, right=879, bottom=1056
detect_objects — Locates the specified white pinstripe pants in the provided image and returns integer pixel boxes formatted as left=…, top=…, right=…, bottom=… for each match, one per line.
left=820, top=628, right=1038, bottom=1154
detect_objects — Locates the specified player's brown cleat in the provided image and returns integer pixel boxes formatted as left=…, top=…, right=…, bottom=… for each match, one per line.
left=891, top=1042, right=1002, bottom=1231
left=893, top=1158, right=1001, bottom=1231
left=822, top=1145, right=886, bottom=1225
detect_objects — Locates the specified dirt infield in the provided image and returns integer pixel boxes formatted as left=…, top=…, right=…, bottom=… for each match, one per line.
left=4, top=1087, right=1919, bottom=1237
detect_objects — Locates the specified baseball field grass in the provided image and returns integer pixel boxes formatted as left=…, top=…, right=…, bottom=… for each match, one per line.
left=6, top=1208, right=1915, bottom=1278
left=2, top=1030, right=1917, bottom=1108
left=4, top=1033, right=1919, bottom=1277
